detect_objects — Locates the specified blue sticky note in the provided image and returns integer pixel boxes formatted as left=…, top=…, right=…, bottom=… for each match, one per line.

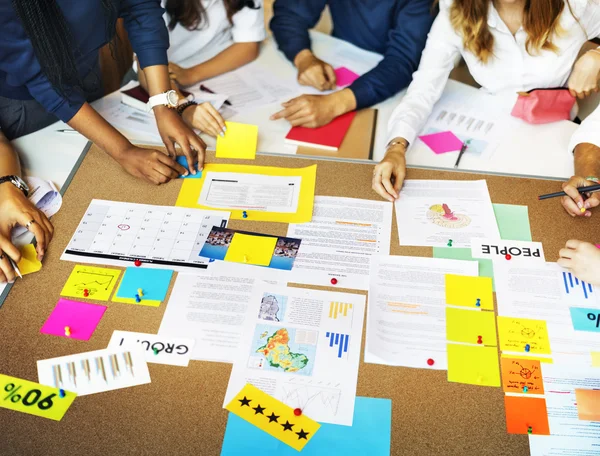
left=116, top=267, right=173, bottom=301
left=220, top=397, right=391, bottom=456
left=176, top=156, right=202, bottom=178
left=570, top=307, right=600, bottom=332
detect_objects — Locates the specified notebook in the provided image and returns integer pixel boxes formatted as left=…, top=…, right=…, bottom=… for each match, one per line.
left=285, top=111, right=357, bottom=151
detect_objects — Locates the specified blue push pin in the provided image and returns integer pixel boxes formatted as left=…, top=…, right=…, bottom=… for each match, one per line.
left=475, top=298, right=481, bottom=307
left=525, top=344, right=530, bottom=352
left=242, top=211, right=248, bottom=219
left=59, top=389, right=66, bottom=398
left=135, top=294, right=141, bottom=303
left=523, top=386, right=528, bottom=393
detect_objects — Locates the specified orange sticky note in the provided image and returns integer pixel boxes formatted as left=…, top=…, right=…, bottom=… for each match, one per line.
left=575, top=389, right=600, bottom=421
left=504, top=396, right=550, bottom=435
left=500, top=358, right=544, bottom=394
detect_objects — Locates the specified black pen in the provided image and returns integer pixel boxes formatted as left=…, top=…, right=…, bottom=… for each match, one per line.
left=538, top=183, right=600, bottom=200
left=199, top=85, right=232, bottom=106
left=454, top=139, right=471, bottom=169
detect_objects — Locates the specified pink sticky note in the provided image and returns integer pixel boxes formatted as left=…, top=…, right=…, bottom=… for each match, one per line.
left=40, top=299, right=107, bottom=340
left=335, top=67, right=360, bottom=87
left=418, top=131, right=464, bottom=154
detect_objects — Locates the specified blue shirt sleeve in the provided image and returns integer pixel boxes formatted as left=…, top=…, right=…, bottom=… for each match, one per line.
left=349, top=1, right=436, bottom=109
left=270, top=0, right=328, bottom=63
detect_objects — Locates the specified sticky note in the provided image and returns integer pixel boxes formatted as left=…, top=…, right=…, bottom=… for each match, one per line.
left=504, top=396, right=550, bottom=435
left=570, top=307, right=600, bottom=332
left=334, top=67, right=360, bottom=87
left=176, top=156, right=202, bottom=178
left=16, top=244, right=42, bottom=275
left=497, top=317, right=551, bottom=355
left=447, top=343, right=501, bottom=387
left=0, top=374, right=76, bottom=421
left=40, top=299, right=107, bottom=340
left=61, top=265, right=121, bottom=301
left=224, top=233, right=278, bottom=266
left=113, top=267, right=173, bottom=306
left=225, top=383, right=320, bottom=451
left=575, top=389, right=600, bottom=421
left=500, top=358, right=544, bottom=394
left=445, top=274, right=494, bottom=310
left=592, top=352, right=600, bottom=367
left=418, top=131, right=463, bottom=154
left=446, top=307, right=497, bottom=345
left=501, top=354, right=553, bottom=364
left=221, top=396, right=391, bottom=456
left=493, top=204, right=532, bottom=242
left=216, top=122, right=258, bottom=159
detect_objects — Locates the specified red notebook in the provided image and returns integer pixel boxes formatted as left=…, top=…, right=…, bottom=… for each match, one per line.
left=285, top=111, right=357, bottom=151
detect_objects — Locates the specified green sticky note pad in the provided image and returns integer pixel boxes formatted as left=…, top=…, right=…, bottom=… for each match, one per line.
left=216, top=122, right=258, bottom=159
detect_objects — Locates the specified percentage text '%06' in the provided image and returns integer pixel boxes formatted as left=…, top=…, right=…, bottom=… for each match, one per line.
left=587, top=312, right=600, bottom=328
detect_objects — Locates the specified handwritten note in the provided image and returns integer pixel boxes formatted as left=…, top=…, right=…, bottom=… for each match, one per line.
left=497, top=317, right=551, bottom=355
left=107, top=330, right=195, bottom=367
left=569, top=307, right=600, bottom=333
left=500, top=357, right=544, bottom=394
left=445, top=274, right=494, bottom=310
left=61, top=265, right=121, bottom=301
left=504, top=396, right=550, bottom=435
left=418, top=131, right=463, bottom=154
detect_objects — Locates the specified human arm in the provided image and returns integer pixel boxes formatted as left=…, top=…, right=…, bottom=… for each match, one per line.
left=558, top=240, right=600, bottom=286
left=567, top=48, right=600, bottom=99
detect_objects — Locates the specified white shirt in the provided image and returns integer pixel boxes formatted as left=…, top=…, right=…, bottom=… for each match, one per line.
left=164, top=0, right=266, bottom=68
left=387, top=0, right=600, bottom=152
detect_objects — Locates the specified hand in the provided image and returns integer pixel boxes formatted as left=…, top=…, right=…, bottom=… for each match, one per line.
left=168, top=62, right=198, bottom=88
left=270, top=94, right=340, bottom=128
left=558, top=240, right=600, bottom=286
left=154, top=106, right=207, bottom=175
left=560, top=175, right=600, bottom=217
left=182, top=102, right=227, bottom=138
left=114, top=145, right=189, bottom=185
left=372, top=143, right=408, bottom=202
left=0, top=183, right=54, bottom=282
left=294, top=50, right=336, bottom=91
left=568, top=50, right=600, bottom=99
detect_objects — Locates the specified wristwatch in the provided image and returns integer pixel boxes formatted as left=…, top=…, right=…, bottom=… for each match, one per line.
left=0, top=175, right=29, bottom=197
left=147, top=90, right=179, bottom=111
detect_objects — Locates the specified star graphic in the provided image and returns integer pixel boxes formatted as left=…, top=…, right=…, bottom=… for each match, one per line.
left=296, top=429, right=310, bottom=440
left=267, top=412, right=279, bottom=423
left=281, top=420, right=294, bottom=431
left=238, top=396, right=251, bottom=407
left=252, top=404, right=265, bottom=415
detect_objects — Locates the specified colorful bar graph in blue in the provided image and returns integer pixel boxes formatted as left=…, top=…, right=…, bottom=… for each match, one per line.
left=562, top=271, right=593, bottom=299
left=325, top=332, right=350, bottom=358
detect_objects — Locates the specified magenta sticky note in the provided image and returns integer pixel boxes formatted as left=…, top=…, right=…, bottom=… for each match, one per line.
left=335, top=67, right=360, bottom=87
left=418, top=131, right=464, bottom=154
left=40, top=299, right=107, bottom=341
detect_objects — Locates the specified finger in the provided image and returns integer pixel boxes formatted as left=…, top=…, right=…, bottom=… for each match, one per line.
left=371, top=174, right=395, bottom=202
left=290, top=116, right=316, bottom=127
left=393, top=170, right=405, bottom=195
left=0, top=253, right=15, bottom=283
left=565, top=239, right=583, bottom=250
left=176, top=138, right=197, bottom=176
left=152, top=161, right=179, bottom=181
left=324, top=65, right=337, bottom=89
left=569, top=88, right=578, bottom=98
left=188, top=135, right=205, bottom=172
left=562, top=184, right=586, bottom=211
left=305, top=69, right=327, bottom=91
left=17, top=213, right=47, bottom=257
left=557, top=257, right=572, bottom=269
left=200, top=111, right=224, bottom=137
left=204, top=104, right=227, bottom=132
left=584, top=193, right=600, bottom=210
left=270, top=104, right=302, bottom=121
left=559, top=247, right=574, bottom=259
left=39, top=212, right=55, bottom=242
left=31, top=213, right=52, bottom=260
left=156, top=152, right=187, bottom=177
left=286, top=108, right=312, bottom=122
left=561, top=196, right=582, bottom=217
left=0, top=236, right=21, bottom=264
left=143, top=170, right=164, bottom=186
left=163, top=138, right=177, bottom=158
left=380, top=167, right=399, bottom=200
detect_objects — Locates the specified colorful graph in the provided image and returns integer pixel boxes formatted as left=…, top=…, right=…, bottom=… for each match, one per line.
left=562, top=272, right=593, bottom=299
left=328, top=302, right=353, bottom=320
left=325, top=332, right=350, bottom=359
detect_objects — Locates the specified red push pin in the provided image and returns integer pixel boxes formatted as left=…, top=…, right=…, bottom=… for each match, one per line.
left=134, top=259, right=142, bottom=267
left=330, top=278, right=338, bottom=285
left=83, top=289, right=89, bottom=297
left=505, top=254, right=512, bottom=260
left=293, top=408, right=302, bottom=416
left=477, top=335, right=483, bottom=345
left=427, top=358, right=435, bottom=366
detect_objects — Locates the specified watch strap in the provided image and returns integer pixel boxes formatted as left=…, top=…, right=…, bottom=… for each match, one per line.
left=0, top=175, right=28, bottom=197
left=176, top=101, right=198, bottom=117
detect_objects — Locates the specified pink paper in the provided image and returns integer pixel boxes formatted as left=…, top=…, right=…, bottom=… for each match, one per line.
left=40, top=299, right=107, bottom=341
left=418, top=131, right=464, bottom=154
left=335, top=67, right=360, bottom=87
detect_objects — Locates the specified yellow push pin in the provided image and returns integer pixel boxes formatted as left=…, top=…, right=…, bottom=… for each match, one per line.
left=64, top=326, right=71, bottom=337
left=243, top=255, right=249, bottom=264
left=137, top=288, right=144, bottom=297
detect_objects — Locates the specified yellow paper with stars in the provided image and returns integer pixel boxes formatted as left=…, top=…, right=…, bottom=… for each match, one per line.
left=497, top=316, right=551, bottom=355
left=445, top=274, right=494, bottom=310
left=61, top=265, right=121, bottom=301
left=17, top=244, right=42, bottom=275
left=224, top=233, right=277, bottom=266
left=216, top=122, right=258, bottom=159
left=446, top=307, right=497, bottom=346
left=447, top=343, right=501, bottom=387
left=225, top=383, right=320, bottom=451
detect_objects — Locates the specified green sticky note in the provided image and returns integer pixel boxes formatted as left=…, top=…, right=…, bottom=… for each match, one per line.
left=493, top=204, right=532, bottom=242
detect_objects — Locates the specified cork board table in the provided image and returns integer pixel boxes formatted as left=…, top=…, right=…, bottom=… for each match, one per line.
left=1, top=144, right=595, bottom=456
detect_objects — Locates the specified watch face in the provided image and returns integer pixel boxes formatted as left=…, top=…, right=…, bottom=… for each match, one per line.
left=167, top=90, right=179, bottom=107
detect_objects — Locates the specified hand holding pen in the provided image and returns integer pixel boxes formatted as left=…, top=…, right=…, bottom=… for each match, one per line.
left=538, top=176, right=600, bottom=217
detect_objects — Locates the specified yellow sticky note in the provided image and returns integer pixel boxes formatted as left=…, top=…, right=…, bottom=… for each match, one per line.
left=216, top=122, right=258, bottom=159
left=61, top=265, right=121, bottom=301
left=16, top=244, right=42, bottom=275
left=225, top=383, right=320, bottom=451
left=497, top=317, right=551, bottom=355
left=592, top=352, right=600, bottom=367
left=446, top=307, right=497, bottom=346
left=0, top=374, right=76, bottom=421
left=447, top=343, right=501, bottom=387
left=224, top=233, right=277, bottom=266
left=445, top=274, right=493, bottom=310
left=176, top=163, right=317, bottom=223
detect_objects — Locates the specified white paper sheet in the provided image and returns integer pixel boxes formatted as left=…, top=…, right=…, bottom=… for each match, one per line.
left=286, top=196, right=393, bottom=290
left=107, top=330, right=195, bottom=367
left=471, top=238, right=545, bottom=263
left=365, top=255, right=478, bottom=369
left=12, top=177, right=63, bottom=239
left=223, top=284, right=365, bottom=426
left=37, top=347, right=151, bottom=396
left=198, top=172, right=301, bottom=213
left=394, top=180, right=500, bottom=247
left=529, top=435, right=600, bottom=456
left=61, top=199, right=229, bottom=272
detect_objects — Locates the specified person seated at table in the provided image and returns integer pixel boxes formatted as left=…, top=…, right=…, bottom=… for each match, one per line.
left=138, top=0, right=266, bottom=138
left=559, top=240, right=600, bottom=286
left=0, top=130, right=53, bottom=283
left=0, top=0, right=204, bottom=184
left=268, top=0, right=435, bottom=128
left=372, top=0, right=600, bottom=202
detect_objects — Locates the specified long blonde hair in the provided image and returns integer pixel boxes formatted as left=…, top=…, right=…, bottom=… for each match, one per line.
left=444, top=0, right=569, bottom=62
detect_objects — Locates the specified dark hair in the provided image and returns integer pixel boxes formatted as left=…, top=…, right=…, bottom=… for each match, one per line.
left=11, top=0, right=117, bottom=100
left=165, top=0, right=258, bottom=31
